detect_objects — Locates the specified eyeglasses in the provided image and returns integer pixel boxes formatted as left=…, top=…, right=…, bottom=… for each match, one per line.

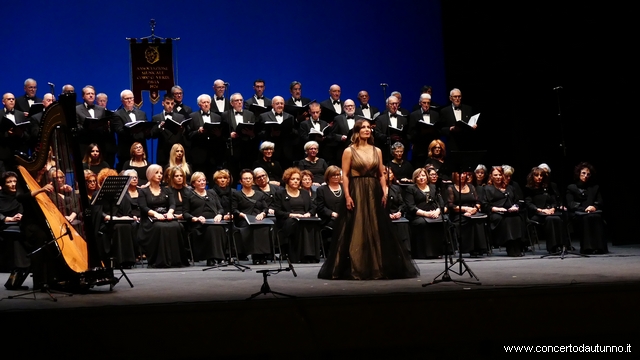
left=256, top=174, right=267, bottom=179
left=87, top=179, right=97, bottom=183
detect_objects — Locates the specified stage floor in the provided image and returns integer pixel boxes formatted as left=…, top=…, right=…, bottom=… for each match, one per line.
left=2, top=241, right=639, bottom=358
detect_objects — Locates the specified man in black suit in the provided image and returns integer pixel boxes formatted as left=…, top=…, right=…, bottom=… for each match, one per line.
left=355, top=90, right=379, bottom=119
left=258, top=96, right=296, bottom=168
left=1, top=93, right=31, bottom=168
left=171, top=85, right=193, bottom=118
left=299, top=102, right=329, bottom=151
left=212, top=79, right=231, bottom=114
left=75, top=85, right=115, bottom=164
left=329, top=99, right=359, bottom=166
left=439, top=88, right=477, bottom=151
left=224, top=92, right=258, bottom=179
left=112, top=89, right=149, bottom=171
left=286, top=81, right=312, bottom=107
left=188, top=94, right=223, bottom=177
left=374, top=95, right=409, bottom=164
left=151, top=94, right=187, bottom=168
left=319, top=84, right=343, bottom=116
left=15, top=78, right=42, bottom=117
left=27, top=93, right=55, bottom=153
left=409, top=93, right=441, bottom=167
left=244, top=79, right=272, bottom=109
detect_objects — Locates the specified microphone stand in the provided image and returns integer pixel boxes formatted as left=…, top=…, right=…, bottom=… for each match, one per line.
left=246, top=257, right=297, bottom=300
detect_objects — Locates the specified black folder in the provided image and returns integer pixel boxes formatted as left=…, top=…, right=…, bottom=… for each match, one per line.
left=163, top=117, right=192, bottom=134
left=124, top=120, right=156, bottom=137
left=248, top=104, right=272, bottom=117
left=0, top=117, right=31, bottom=133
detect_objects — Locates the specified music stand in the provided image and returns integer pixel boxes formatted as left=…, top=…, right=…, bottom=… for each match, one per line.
left=424, top=150, right=485, bottom=287
left=201, top=219, right=250, bottom=272
left=91, top=176, right=134, bottom=289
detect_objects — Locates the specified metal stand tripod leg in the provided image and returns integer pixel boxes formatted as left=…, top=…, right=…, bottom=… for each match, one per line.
left=203, top=227, right=251, bottom=272
left=246, top=271, right=296, bottom=300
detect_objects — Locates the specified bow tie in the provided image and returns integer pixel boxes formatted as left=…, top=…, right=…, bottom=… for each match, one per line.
left=5, top=109, right=15, bottom=115
left=361, top=104, right=369, bottom=109
left=216, top=97, right=224, bottom=101
left=313, top=120, right=320, bottom=124
left=390, top=114, right=398, bottom=118
left=275, top=113, right=283, bottom=117
left=235, top=111, right=243, bottom=116
left=86, top=104, right=95, bottom=110
left=25, top=96, right=35, bottom=101
left=202, top=112, right=210, bottom=116
left=294, top=98, right=301, bottom=102
left=333, top=100, right=341, bottom=105
left=346, top=115, right=355, bottom=119
left=454, top=106, right=461, bottom=111
left=423, top=110, right=430, bottom=115
left=127, top=110, right=135, bottom=114
left=255, top=96, right=263, bottom=100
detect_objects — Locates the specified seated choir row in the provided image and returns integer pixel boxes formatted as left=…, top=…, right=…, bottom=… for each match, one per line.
left=75, top=156, right=604, bottom=269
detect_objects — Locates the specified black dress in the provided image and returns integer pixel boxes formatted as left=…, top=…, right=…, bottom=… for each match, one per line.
left=387, top=184, right=411, bottom=252
left=483, top=185, right=523, bottom=256
left=566, top=182, right=606, bottom=254
left=184, top=189, right=227, bottom=262
left=122, top=160, right=150, bottom=186
left=447, top=184, right=487, bottom=255
left=273, top=188, right=320, bottom=263
left=232, top=190, right=272, bottom=259
left=404, top=183, right=445, bottom=258
left=83, top=161, right=110, bottom=175
left=525, top=186, right=567, bottom=253
left=253, top=158, right=283, bottom=183
left=138, top=186, right=188, bottom=267
left=212, top=184, right=233, bottom=218
left=107, top=193, right=138, bottom=267
left=387, top=160, right=414, bottom=183
left=298, top=158, right=328, bottom=184
left=318, top=146, right=419, bottom=279
left=0, top=190, right=28, bottom=270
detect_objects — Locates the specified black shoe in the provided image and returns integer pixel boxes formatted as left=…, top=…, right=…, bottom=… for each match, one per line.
left=206, top=259, right=215, bottom=266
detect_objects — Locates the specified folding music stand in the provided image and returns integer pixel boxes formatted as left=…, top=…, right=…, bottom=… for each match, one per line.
left=201, top=219, right=251, bottom=272
left=424, top=150, right=485, bottom=288
left=91, top=176, right=134, bottom=289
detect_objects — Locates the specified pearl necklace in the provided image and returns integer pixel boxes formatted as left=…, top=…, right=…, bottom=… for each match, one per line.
left=329, top=185, right=342, bottom=197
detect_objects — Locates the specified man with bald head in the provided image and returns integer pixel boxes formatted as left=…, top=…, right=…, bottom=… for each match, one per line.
left=1, top=92, right=31, bottom=167
left=258, top=95, right=296, bottom=166
left=26, top=93, right=55, bottom=152
left=327, top=98, right=358, bottom=166
left=212, top=79, right=231, bottom=113
left=320, top=84, right=343, bottom=116
left=355, top=90, right=379, bottom=119
left=15, top=78, right=42, bottom=116
left=112, top=89, right=149, bottom=170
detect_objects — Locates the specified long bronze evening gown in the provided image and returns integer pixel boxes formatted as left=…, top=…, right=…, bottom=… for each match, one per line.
left=318, top=145, right=419, bottom=280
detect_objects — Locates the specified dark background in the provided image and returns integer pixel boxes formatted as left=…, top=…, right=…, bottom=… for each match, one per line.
left=2, top=1, right=629, bottom=243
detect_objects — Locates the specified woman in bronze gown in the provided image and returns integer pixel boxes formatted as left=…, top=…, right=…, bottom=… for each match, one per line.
left=318, top=119, right=418, bottom=280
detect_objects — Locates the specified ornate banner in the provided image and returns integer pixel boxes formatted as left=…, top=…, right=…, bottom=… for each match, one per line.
left=129, top=38, right=175, bottom=106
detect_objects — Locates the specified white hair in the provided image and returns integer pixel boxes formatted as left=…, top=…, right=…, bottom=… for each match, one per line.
left=419, top=93, right=431, bottom=101
left=120, top=89, right=133, bottom=99
left=304, top=141, right=319, bottom=152
left=197, top=94, right=211, bottom=104
left=259, top=141, right=275, bottom=151
left=450, top=88, right=461, bottom=96
left=538, top=163, right=551, bottom=173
